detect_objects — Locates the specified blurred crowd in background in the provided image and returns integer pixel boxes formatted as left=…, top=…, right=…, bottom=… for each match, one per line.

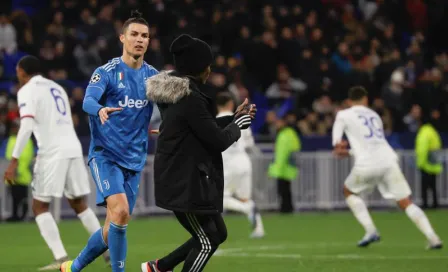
left=0, top=0, right=447, bottom=143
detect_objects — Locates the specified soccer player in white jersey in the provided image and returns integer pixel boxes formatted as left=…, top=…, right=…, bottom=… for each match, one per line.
left=216, top=93, right=265, bottom=238
left=3, top=56, right=110, bottom=270
left=332, top=86, right=442, bottom=249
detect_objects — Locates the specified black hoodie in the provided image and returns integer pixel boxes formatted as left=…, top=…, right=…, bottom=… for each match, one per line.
left=146, top=70, right=241, bottom=214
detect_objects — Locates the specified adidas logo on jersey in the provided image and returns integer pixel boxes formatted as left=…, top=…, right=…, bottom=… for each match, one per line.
left=118, top=95, right=149, bottom=109
left=118, top=82, right=126, bottom=89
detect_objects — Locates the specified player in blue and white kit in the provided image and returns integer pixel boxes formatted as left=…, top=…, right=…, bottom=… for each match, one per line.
left=333, top=86, right=442, bottom=249
left=60, top=11, right=158, bottom=272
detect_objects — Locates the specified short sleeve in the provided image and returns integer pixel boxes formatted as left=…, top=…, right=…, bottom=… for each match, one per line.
left=18, top=88, right=36, bottom=118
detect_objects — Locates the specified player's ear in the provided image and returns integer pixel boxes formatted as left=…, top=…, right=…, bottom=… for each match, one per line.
left=119, top=33, right=125, bottom=44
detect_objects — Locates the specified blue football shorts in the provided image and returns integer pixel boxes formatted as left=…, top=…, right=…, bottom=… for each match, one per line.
left=88, top=156, right=141, bottom=214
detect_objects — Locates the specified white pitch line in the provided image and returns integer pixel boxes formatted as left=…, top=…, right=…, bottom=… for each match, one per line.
left=215, top=242, right=431, bottom=255
left=214, top=243, right=448, bottom=260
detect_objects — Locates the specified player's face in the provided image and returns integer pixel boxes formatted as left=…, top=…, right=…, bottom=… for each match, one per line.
left=121, top=23, right=150, bottom=59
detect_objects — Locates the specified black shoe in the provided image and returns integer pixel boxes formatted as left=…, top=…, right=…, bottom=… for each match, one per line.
left=141, top=260, right=173, bottom=272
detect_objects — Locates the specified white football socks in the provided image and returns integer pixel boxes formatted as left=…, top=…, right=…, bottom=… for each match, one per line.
left=35, top=212, right=68, bottom=260
left=77, top=208, right=101, bottom=235
left=405, top=204, right=440, bottom=244
left=224, top=197, right=265, bottom=233
left=253, top=213, right=265, bottom=233
left=346, top=195, right=377, bottom=235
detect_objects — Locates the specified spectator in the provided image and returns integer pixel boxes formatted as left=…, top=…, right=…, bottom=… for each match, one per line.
left=297, top=111, right=328, bottom=136
left=403, top=104, right=422, bottom=132
left=266, top=64, right=307, bottom=100
left=0, top=0, right=445, bottom=146
left=268, top=112, right=301, bottom=213
left=415, top=111, right=442, bottom=209
left=382, top=69, right=406, bottom=131
left=0, top=13, right=17, bottom=54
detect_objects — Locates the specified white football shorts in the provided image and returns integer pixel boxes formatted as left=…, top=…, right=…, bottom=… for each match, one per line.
left=32, top=157, right=91, bottom=202
left=223, top=167, right=252, bottom=200
left=344, top=162, right=412, bottom=201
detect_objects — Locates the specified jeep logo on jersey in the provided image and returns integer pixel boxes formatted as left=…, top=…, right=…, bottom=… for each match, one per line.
left=118, top=95, right=149, bottom=108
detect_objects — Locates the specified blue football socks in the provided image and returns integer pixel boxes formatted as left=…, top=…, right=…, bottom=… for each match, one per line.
left=71, top=228, right=108, bottom=272
left=108, top=222, right=128, bottom=272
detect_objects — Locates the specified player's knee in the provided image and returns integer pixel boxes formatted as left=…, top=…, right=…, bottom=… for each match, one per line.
left=68, top=197, right=88, bottom=214
left=110, top=206, right=130, bottom=224
left=397, top=197, right=412, bottom=210
left=32, top=199, right=50, bottom=215
left=343, top=186, right=353, bottom=198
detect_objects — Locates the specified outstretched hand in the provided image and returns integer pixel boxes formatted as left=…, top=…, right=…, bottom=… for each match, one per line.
left=99, top=107, right=122, bottom=125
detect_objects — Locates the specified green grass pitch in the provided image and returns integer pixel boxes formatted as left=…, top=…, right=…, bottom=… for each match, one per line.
left=1, top=210, right=447, bottom=271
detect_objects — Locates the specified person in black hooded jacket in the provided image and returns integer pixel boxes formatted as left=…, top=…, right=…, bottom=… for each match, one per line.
left=142, top=34, right=256, bottom=272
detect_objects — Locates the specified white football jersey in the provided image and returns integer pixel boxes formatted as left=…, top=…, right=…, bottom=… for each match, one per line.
left=332, top=105, right=397, bottom=168
left=17, top=75, right=83, bottom=159
left=217, top=111, right=254, bottom=165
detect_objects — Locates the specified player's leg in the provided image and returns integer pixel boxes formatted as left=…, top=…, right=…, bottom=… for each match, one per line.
left=65, top=209, right=110, bottom=272
left=381, top=164, right=442, bottom=249
left=65, top=158, right=102, bottom=234
left=343, top=169, right=379, bottom=247
left=223, top=170, right=252, bottom=215
left=32, top=158, right=70, bottom=270
left=237, top=169, right=265, bottom=238
left=65, top=158, right=129, bottom=272
left=33, top=198, right=70, bottom=270
left=105, top=193, right=130, bottom=271
left=65, top=157, right=110, bottom=264
left=397, top=197, right=442, bottom=248
left=67, top=197, right=110, bottom=265
left=222, top=170, right=264, bottom=237
left=103, top=168, right=140, bottom=271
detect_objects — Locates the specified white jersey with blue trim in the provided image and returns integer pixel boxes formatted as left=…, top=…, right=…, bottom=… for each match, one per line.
left=217, top=111, right=254, bottom=167
left=332, top=105, right=398, bottom=168
left=17, top=75, right=83, bottom=159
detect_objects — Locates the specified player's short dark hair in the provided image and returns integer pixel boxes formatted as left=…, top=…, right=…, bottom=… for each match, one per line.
left=17, top=55, right=41, bottom=76
left=348, top=86, right=368, bottom=101
left=216, top=92, right=234, bottom=107
left=122, top=10, right=149, bottom=33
